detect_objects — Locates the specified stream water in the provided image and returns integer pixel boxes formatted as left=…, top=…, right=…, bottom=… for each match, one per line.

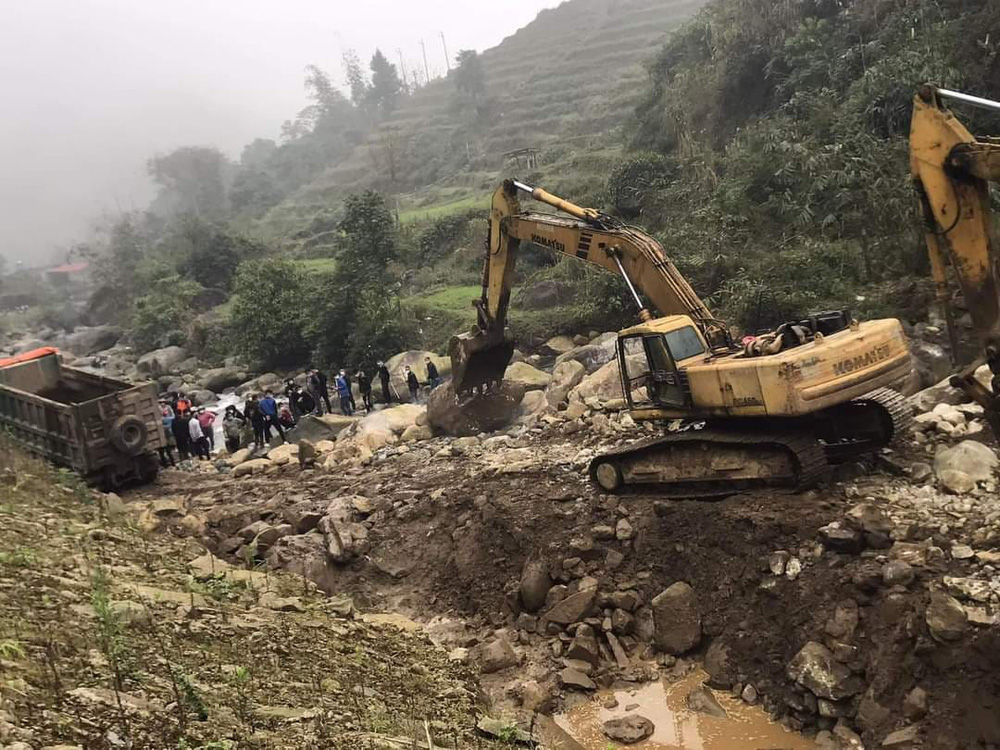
left=556, top=670, right=815, bottom=750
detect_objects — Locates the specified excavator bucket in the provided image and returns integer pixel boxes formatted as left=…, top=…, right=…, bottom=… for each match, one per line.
left=448, top=327, right=515, bottom=394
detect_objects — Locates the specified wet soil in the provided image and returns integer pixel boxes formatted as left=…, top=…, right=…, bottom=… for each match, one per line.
left=558, top=669, right=815, bottom=749
left=134, top=431, right=1000, bottom=749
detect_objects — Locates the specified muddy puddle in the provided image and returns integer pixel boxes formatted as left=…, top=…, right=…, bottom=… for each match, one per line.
left=556, top=670, right=815, bottom=750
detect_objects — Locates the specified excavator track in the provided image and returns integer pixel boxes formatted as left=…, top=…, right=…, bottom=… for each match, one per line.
left=589, top=429, right=829, bottom=499
left=815, top=387, right=912, bottom=464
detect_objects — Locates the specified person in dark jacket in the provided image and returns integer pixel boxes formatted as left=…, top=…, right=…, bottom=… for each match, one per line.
left=316, top=369, right=333, bottom=414
left=357, top=369, right=373, bottom=412
left=425, top=357, right=442, bottom=390
left=245, top=394, right=267, bottom=448
left=377, top=361, right=393, bottom=404
left=405, top=365, right=420, bottom=403
left=306, top=370, right=325, bottom=416
left=284, top=380, right=302, bottom=420
left=172, top=410, right=192, bottom=460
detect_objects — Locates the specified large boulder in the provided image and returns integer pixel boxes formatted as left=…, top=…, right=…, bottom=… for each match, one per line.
left=934, top=440, right=998, bottom=483
left=542, top=335, right=576, bottom=356
left=515, top=280, right=574, bottom=310
left=651, top=582, right=701, bottom=654
left=910, top=340, right=952, bottom=389
left=285, top=415, right=359, bottom=444
left=62, top=326, right=121, bottom=356
left=199, top=367, right=243, bottom=392
left=546, top=359, right=587, bottom=407
left=569, top=358, right=625, bottom=404
left=555, top=332, right=618, bottom=374
left=136, top=346, right=188, bottom=377
left=427, top=382, right=526, bottom=437
left=516, top=391, right=553, bottom=422
left=505, top=361, right=551, bottom=391
left=384, top=350, right=452, bottom=400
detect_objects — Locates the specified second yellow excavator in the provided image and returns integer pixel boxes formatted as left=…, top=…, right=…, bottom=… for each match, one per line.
left=449, top=179, right=913, bottom=498
left=910, top=83, right=1000, bottom=434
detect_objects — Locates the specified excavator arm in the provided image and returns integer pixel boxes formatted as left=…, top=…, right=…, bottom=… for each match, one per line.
left=910, top=84, right=1000, bottom=431
left=450, top=179, right=731, bottom=393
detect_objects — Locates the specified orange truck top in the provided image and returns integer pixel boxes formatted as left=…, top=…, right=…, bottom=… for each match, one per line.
left=0, top=347, right=60, bottom=369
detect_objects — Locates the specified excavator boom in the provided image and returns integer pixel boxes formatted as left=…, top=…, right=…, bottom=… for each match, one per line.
left=450, top=179, right=730, bottom=393
left=910, top=84, right=1000, bottom=432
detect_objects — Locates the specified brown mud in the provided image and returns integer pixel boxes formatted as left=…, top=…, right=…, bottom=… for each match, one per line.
left=134, top=430, right=1000, bottom=749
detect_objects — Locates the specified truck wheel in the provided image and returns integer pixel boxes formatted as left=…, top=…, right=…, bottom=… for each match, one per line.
left=110, top=416, right=148, bottom=456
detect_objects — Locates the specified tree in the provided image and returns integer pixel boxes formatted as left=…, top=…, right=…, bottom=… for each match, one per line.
left=147, top=147, right=233, bottom=219
left=369, top=49, right=403, bottom=118
left=230, top=258, right=311, bottom=367
left=309, top=191, right=408, bottom=364
left=84, top=215, right=149, bottom=323
left=343, top=49, right=370, bottom=110
left=453, top=50, right=486, bottom=102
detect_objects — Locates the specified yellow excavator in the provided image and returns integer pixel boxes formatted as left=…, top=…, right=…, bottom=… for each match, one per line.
left=910, top=83, right=1000, bottom=435
left=449, top=179, right=913, bottom=497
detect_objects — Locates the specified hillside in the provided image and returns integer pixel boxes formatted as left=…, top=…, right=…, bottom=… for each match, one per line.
left=260, top=0, right=705, bottom=239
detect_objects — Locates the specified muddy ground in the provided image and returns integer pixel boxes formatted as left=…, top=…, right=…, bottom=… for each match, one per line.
left=126, top=418, right=1000, bottom=750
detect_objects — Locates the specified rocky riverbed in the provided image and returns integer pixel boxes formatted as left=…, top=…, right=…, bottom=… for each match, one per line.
left=113, top=356, right=1000, bottom=750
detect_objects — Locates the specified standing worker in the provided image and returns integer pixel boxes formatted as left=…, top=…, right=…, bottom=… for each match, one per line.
left=259, top=390, right=287, bottom=444
left=188, top=412, right=210, bottom=460
left=357, top=368, right=373, bottom=412
left=425, top=357, right=442, bottom=390
left=244, top=394, right=267, bottom=449
left=222, top=405, right=245, bottom=454
left=335, top=370, right=354, bottom=416
left=196, top=407, right=216, bottom=453
left=377, top=361, right=393, bottom=404
left=158, top=399, right=177, bottom=468
left=405, top=365, right=420, bottom=403
left=340, top=369, right=357, bottom=413
left=307, top=370, right=325, bottom=416
left=172, top=409, right=192, bottom=461
left=316, top=368, right=333, bottom=414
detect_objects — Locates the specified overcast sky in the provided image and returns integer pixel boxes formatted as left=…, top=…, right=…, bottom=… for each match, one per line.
left=0, top=0, right=561, bottom=266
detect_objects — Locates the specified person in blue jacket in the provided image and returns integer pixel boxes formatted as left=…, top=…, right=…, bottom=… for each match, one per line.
left=259, top=390, right=287, bottom=443
left=335, top=371, right=354, bottom=416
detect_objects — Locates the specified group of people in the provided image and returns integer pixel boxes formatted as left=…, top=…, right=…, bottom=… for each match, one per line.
left=154, top=358, right=448, bottom=467
left=157, top=392, right=216, bottom=467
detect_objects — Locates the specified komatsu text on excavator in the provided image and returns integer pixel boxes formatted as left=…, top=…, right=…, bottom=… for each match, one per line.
left=449, top=179, right=914, bottom=498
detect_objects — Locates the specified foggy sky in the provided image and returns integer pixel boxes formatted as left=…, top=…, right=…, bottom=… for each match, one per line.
left=0, top=0, right=561, bottom=267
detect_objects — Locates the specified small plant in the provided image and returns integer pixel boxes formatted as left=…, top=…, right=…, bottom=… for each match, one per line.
left=0, top=639, right=26, bottom=659
left=227, top=665, right=256, bottom=732
left=0, top=547, right=38, bottom=568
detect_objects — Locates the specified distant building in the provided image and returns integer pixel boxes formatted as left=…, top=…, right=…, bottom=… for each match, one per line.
left=44, top=262, right=90, bottom=287
left=503, top=147, right=540, bottom=172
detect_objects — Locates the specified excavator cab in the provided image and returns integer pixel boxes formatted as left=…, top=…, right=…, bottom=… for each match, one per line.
left=618, top=317, right=711, bottom=410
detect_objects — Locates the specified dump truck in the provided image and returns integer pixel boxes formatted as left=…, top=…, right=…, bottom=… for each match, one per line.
left=0, top=348, right=164, bottom=487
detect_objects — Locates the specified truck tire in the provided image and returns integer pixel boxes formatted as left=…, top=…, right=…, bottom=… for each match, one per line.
left=110, top=415, right=148, bottom=456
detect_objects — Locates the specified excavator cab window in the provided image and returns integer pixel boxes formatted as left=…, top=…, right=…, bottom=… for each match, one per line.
left=619, top=335, right=687, bottom=408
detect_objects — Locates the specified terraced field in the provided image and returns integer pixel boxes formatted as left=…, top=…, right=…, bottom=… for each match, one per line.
left=261, top=0, right=704, bottom=236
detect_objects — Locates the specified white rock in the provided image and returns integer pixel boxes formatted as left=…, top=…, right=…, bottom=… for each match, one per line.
left=934, top=440, right=999, bottom=482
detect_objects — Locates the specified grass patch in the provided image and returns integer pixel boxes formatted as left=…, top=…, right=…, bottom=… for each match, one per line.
left=399, top=193, right=491, bottom=225
left=293, top=258, right=337, bottom=274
